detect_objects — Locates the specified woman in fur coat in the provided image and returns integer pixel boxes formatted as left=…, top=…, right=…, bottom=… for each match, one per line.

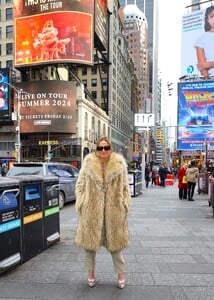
left=75, top=137, right=131, bottom=289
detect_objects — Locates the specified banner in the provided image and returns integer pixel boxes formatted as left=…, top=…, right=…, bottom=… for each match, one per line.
left=14, top=81, right=77, bottom=133
left=14, top=0, right=94, bottom=66
left=177, top=81, right=214, bottom=150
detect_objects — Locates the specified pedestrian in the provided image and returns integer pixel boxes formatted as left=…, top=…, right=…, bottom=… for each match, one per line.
left=194, top=6, right=214, bottom=79
left=1, top=163, right=8, bottom=176
left=75, top=136, right=131, bottom=289
left=177, top=164, right=188, bottom=200
left=158, top=164, right=167, bottom=187
left=145, top=163, right=151, bottom=188
left=151, top=166, right=157, bottom=186
left=186, top=160, right=199, bottom=201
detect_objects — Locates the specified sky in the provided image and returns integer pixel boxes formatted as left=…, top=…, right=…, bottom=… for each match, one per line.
left=158, top=0, right=191, bottom=138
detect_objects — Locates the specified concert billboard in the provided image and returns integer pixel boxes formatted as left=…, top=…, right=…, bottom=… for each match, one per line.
left=14, top=0, right=94, bottom=67
left=177, top=81, right=214, bottom=150
left=14, top=81, right=77, bottom=133
left=0, top=68, right=10, bottom=122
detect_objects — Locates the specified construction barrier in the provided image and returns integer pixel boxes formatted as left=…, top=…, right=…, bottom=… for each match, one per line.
left=165, top=174, right=174, bottom=186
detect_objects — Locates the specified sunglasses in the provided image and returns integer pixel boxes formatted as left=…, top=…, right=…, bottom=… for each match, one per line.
left=96, top=146, right=111, bottom=151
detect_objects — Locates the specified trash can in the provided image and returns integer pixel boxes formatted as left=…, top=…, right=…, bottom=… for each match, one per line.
left=128, top=170, right=142, bottom=197
left=198, top=173, right=209, bottom=194
left=0, top=178, right=21, bottom=274
left=43, top=176, right=60, bottom=249
left=8, top=176, right=44, bottom=262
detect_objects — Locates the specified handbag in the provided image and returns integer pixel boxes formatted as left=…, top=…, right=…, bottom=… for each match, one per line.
left=182, top=175, right=187, bottom=184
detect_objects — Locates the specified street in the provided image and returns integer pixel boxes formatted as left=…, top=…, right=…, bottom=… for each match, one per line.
left=1, top=182, right=214, bottom=300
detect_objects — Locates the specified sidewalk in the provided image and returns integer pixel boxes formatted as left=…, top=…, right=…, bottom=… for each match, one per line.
left=1, top=183, right=214, bottom=300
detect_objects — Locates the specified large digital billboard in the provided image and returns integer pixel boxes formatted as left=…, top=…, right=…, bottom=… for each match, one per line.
left=181, top=6, right=214, bottom=79
left=14, top=0, right=94, bottom=67
left=14, top=81, right=77, bottom=133
left=0, top=68, right=10, bottom=122
left=94, top=0, right=108, bottom=51
left=177, top=81, right=214, bottom=150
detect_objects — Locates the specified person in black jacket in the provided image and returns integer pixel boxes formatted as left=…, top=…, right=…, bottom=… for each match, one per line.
left=158, top=165, right=167, bottom=187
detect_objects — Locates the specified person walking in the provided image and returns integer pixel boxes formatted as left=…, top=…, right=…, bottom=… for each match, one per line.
left=186, top=160, right=199, bottom=201
left=158, top=164, right=167, bottom=187
left=177, top=164, right=188, bottom=200
left=145, top=163, right=151, bottom=188
left=75, top=136, right=131, bottom=289
left=151, top=166, right=157, bottom=186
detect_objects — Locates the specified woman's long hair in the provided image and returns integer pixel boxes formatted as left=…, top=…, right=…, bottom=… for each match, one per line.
left=204, top=6, right=214, bottom=31
left=96, top=136, right=112, bottom=148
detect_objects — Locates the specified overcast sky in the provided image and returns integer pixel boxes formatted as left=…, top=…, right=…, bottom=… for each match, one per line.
left=158, top=0, right=191, bottom=131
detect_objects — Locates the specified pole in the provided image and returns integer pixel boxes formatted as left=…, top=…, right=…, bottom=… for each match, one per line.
left=141, top=151, right=146, bottom=191
left=17, top=89, right=21, bottom=163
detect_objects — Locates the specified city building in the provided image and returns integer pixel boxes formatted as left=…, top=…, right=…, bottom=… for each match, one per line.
left=0, top=0, right=136, bottom=166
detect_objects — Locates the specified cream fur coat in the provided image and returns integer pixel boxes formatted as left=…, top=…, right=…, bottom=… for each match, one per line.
left=75, top=152, right=131, bottom=252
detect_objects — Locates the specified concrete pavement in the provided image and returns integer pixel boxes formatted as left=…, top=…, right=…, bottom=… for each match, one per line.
left=1, top=181, right=214, bottom=300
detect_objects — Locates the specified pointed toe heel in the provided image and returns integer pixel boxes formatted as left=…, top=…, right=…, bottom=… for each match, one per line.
left=88, top=278, right=96, bottom=288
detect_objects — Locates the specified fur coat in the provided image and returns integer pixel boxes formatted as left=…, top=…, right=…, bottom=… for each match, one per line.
left=75, top=152, right=131, bottom=252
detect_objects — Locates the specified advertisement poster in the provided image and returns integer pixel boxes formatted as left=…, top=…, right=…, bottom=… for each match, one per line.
left=181, top=6, right=214, bottom=79
left=181, top=9, right=204, bottom=77
left=94, top=0, right=108, bottom=50
left=0, top=68, right=10, bottom=121
left=14, top=0, right=94, bottom=66
left=14, top=81, right=77, bottom=134
left=177, top=81, right=214, bottom=150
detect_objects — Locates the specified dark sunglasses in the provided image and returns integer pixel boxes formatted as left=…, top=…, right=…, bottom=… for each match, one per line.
left=96, top=146, right=111, bottom=151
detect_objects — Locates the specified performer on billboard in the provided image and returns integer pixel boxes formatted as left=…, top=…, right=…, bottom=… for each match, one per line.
left=194, top=6, right=214, bottom=79
left=33, top=20, right=70, bottom=60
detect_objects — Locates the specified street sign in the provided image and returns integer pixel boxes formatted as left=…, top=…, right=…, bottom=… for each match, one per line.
left=134, top=113, right=154, bottom=127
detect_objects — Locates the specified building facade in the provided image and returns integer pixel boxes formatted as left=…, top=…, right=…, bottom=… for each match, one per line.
left=0, top=0, right=137, bottom=166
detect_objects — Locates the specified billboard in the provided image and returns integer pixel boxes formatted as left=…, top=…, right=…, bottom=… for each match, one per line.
left=0, top=68, right=10, bottom=122
left=181, top=6, right=214, bottom=79
left=14, top=81, right=77, bottom=133
left=14, top=0, right=94, bottom=67
left=177, top=81, right=214, bottom=150
left=94, top=0, right=108, bottom=51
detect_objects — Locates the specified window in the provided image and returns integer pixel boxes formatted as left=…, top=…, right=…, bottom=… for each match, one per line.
left=82, top=79, right=87, bottom=87
left=91, top=66, right=97, bottom=74
left=82, top=67, right=87, bottom=75
left=101, top=65, right=107, bottom=73
left=6, top=43, right=13, bottom=55
left=6, top=60, right=12, bottom=68
left=0, top=27, right=2, bottom=39
left=91, top=79, right=97, bottom=87
left=101, top=78, right=107, bottom=86
left=102, top=90, right=108, bottom=99
left=6, top=8, right=13, bottom=20
left=6, top=0, right=12, bottom=3
left=0, top=10, right=1, bottom=22
left=0, top=45, right=1, bottom=56
left=6, top=25, right=13, bottom=38
left=91, top=91, right=97, bottom=99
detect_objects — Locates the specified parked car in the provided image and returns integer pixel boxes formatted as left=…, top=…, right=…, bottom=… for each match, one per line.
left=6, top=162, right=79, bottom=209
